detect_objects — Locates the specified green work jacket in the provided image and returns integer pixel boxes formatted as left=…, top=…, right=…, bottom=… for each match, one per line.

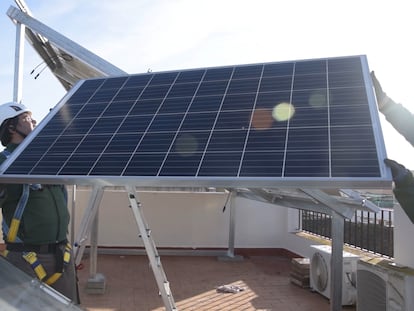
left=0, top=143, right=70, bottom=244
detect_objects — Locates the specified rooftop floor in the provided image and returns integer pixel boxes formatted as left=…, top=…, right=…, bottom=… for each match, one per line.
left=77, top=253, right=356, bottom=311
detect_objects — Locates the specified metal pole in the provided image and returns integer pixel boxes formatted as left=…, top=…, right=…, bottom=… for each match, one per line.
left=70, top=185, right=76, bottom=245
left=330, top=210, right=345, bottom=311
left=13, top=22, right=25, bottom=103
left=14, top=0, right=34, bottom=16
left=219, top=190, right=244, bottom=261
left=73, top=185, right=104, bottom=266
left=73, top=185, right=106, bottom=294
left=227, top=191, right=236, bottom=258
left=300, top=189, right=353, bottom=311
left=89, top=206, right=99, bottom=277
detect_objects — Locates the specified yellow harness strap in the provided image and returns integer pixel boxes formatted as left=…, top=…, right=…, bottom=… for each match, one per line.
left=22, top=243, right=72, bottom=286
left=45, top=272, right=63, bottom=285
left=45, top=243, right=72, bottom=285
left=22, top=252, right=47, bottom=281
left=6, top=184, right=30, bottom=243
left=7, top=219, right=21, bottom=243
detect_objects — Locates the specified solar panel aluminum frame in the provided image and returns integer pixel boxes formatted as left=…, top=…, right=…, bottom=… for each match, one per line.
left=0, top=257, right=83, bottom=310
left=0, top=56, right=392, bottom=189
left=7, top=6, right=127, bottom=90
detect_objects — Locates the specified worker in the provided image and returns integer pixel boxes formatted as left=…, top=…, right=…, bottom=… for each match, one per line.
left=0, top=101, right=79, bottom=303
left=371, top=72, right=414, bottom=224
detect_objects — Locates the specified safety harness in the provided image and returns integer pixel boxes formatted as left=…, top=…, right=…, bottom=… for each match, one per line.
left=20, top=243, right=72, bottom=285
left=0, top=150, right=71, bottom=285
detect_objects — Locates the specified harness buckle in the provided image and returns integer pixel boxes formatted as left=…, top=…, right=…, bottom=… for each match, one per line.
left=22, top=251, right=47, bottom=281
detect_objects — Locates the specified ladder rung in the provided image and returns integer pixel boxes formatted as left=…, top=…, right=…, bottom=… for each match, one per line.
left=163, top=281, right=171, bottom=295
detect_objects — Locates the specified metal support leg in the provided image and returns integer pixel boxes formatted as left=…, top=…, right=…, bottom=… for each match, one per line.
left=84, top=206, right=106, bottom=294
left=74, top=185, right=104, bottom=265
left=89, top=208, right=99, bottom=276
left=330, top=211, right=345, bottom=311
left=73, top=185, right=106, bottom=293
left=301, top=189, right=353, bottom=311
left=228, top=191, right=236, bottom=257
left=70, top=185, right=76, bottom=246
left=219, top=190, right=243, bottom=261
left=126, top=186, right=177, bottom=311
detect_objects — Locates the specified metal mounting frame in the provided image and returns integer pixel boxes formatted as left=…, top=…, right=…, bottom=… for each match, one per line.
left=236, top=187, right=381, bottom=311
left=7, top=4, right=126, bottom=93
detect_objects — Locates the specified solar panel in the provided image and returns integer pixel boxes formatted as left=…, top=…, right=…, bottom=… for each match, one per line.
left=0, top=257, right=83, bottom=311
left=0, top=55, right=391, bottom=188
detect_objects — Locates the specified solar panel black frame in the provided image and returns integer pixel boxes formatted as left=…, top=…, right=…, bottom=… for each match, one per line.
left=0, top=55, right=391, bottom=189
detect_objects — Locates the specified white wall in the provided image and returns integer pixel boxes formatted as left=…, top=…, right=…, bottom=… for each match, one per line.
left=71, top=188, right=288, bottom=250
left=393, top=204, right=414, bottom=268
left=233, top=196, right=287, bottom=248
left=282, top=208, right=320, bottom=258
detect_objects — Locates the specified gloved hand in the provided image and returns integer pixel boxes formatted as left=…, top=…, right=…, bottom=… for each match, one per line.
left=385, top=159, right=414, bottom=224
left=371, top=71, right=394, bottom=111
left=384, top=158, right=412, bottom=186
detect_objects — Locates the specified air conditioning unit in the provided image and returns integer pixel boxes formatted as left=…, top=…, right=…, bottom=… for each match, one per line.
left=357, top=260, right=414, bottom=311
left=309, top=244, right=359, bottom=306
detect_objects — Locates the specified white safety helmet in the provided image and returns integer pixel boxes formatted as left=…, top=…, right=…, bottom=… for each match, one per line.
left=0, top=102, right=30, bottom=126
left=0, top=102, right=31, bottom=146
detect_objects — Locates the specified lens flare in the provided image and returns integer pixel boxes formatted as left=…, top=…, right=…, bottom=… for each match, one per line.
left=175, top=133, right=198, bottom=156
left=60, top=105, right=73, bottom=124
left=251, top=109, right=273, bottom=130
left=272, top=102, right=295, bottom=121
left=308, top=91, right=327, bottom=109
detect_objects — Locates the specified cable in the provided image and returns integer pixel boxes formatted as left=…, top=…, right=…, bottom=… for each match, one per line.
left=34, top=65, right=49, bottom=79
left=30, top=53, right=73, bottom=79
left=222, top=190, right=232, bottom=212
left=30, top=55, right=61, bottom=75
left=345, top=271, right=356, bottom=288
left=30, top=61, right=47, bottom=75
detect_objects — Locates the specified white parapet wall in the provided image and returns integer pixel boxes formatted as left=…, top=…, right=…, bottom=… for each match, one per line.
left=70, top=187, right=291, bottom=250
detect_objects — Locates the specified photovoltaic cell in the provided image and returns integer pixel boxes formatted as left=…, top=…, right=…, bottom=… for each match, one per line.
left=0, top=55, right=390, bottom=188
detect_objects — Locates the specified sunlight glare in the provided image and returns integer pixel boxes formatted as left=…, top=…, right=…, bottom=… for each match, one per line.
left=251, top=108, right=273, bottom=130
left=308, top=91, right=327, bottom=109
left=272, top=102, right=295, bottom=121
left=175, top=133, right=199, bottom=156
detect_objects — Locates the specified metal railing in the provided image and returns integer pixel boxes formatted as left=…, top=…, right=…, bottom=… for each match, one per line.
left=301, top=208, right=394, bottom=257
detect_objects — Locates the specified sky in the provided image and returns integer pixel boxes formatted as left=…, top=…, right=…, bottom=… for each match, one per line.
left=0, top=0, right=413, bottom=169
